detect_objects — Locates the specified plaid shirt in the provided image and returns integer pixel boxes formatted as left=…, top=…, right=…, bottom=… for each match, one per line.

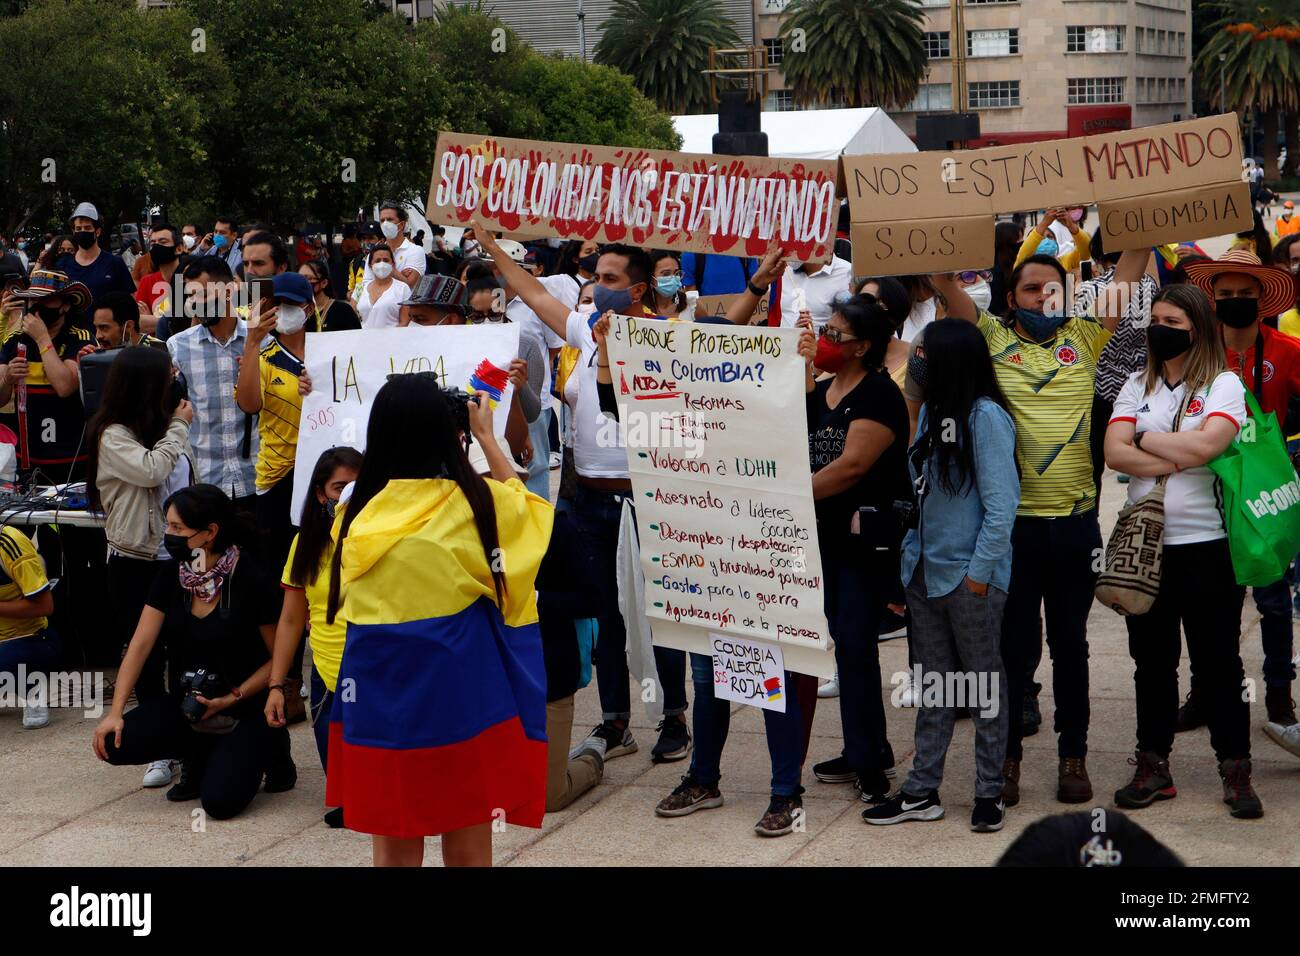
left=167, top=320, right=258, bottom=499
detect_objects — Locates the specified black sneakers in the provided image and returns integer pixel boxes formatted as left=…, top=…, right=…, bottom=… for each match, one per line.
left=970, top=797, right=1005, bottom=832
left=577, top=722, right=638, bottom=760
left=1114, top=751, right=1176, bottom=809
left=862, top=789, right=943, bottom=825
left=812, top=755, right=856, bottom=784
left=650, top=716, right=692, bottom=763
left=655, top=775, right=723, bottom=817
left=165, top=760, right=200, bottom=802
left=856, top=769, right=893, bottom=805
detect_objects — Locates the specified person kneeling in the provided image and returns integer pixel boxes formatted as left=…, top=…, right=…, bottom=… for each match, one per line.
left=93, top=485, right=294, bottom=821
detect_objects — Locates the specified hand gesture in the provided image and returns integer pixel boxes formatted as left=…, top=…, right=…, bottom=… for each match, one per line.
left=508, top=358, right=528, bottom=391
left=469, top=221, right=501, bottom=260
left=173, top=399, right=194, bottom=425
left=250, top=304, right=278, bottom=343
left=265, top=687, right=286, bottom=728
left=592, top=314, right=612, bottom=343
left=467, top=391, right=495, bottom=440
left=797, top=328, right=817, bottom=365
left=193, top=694, right=232, bottom=722
left=6, top=355, right=28, bottom=385
left=751, top=244, right=788, bottom=289
left=92, top=714, right=124, bottom=761
left=1036, top=208, right=1058, bottom=236
left=796, top=310, right=813, bottom=331
left=77, top=343, right=98, bottom=362
left=298, top=370, right=313, bottom=397
left=1, top=289, right=22, bottom=316
left=22, top=312, right=52, bottom=347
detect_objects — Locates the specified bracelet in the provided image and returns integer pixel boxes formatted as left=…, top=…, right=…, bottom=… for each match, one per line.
left=267, top=683, right=285, bottom=692
left=230, top=685, right=243, bottom=700
left=40, top=343, right=54, bottom=355
left=747, top=281, right=768, bottom=297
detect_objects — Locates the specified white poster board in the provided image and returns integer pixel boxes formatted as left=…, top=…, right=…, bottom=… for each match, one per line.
left=291, top=325, right=519, bottom=522
left=711, top=633, right=787, bottom=712
left=605, top=315, right=834, bottom=679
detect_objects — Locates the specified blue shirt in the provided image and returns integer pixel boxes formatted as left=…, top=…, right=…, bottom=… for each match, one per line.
left=681, top=252, right=759, bottom=296
left=55, top=249, right=135, bottom=303
left=900, top=399, right=1020, bottom=597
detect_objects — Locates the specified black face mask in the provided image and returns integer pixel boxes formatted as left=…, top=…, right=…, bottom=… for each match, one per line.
left=163, top=532, right=196, bottom=563
left=71, top=231, right=97, bottom=250
left=578, top=253, right=599, bottom=274
left=907, top=351, right=928, bottom=393
left=34, top=304, right=62, bottom=325
left=1147, top=324, right=1193, bottom=362
left=1216, top=297, right=1260, bottom=329
left=149, top=243, right=177, bottom=267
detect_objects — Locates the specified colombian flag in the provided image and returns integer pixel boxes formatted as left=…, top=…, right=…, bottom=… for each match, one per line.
left=325, top=477, right=554, bottom=838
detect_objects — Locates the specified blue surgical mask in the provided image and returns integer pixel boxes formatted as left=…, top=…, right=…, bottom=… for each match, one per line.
left=1014, top=307, right=1067, bottom=342
left=655, top=275, right=683, bottom=298
left=212, top=233, right=228, bottom=249
left=592, top=284, right=634, bottom=319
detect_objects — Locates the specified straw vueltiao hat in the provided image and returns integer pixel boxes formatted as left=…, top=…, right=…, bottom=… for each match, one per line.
left=12, top=269, right=92, bottom=310
left=1183, top=249, right=1296, bottom=319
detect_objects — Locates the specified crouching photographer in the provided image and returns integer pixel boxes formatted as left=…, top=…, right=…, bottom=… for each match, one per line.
left=92, top=484, right=294, bottom=820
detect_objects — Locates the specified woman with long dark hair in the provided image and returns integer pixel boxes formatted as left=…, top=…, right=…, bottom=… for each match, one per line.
left=989, top=220, right=1024, bottom=319
left=323, top=374, right=552, bottom=866
left=802, top=295, right=912, bottom=806
left=93, top=484, right=294, bottom=820
left=647, top=250, right=691, bottom=318
left=87, top=347, right=195, bottom=788
left=299, top=257, right=359, bottom=332
left=863, top=318, right=1019, bottom=832
left=265, top=445, right=362, bottom=828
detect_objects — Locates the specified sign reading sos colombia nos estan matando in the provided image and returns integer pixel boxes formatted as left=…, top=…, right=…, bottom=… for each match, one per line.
left=842, top=114, right=1252, bottom=276
left=427, top=131, right=843, bottom=261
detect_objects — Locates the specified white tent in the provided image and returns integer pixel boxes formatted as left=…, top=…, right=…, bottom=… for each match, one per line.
left=672, top=107, right=917, bottom=160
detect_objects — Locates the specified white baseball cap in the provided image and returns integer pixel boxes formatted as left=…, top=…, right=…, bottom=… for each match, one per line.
left=70, top=201, right=100, bottom=225
left=497, top=240, right=527, bottom=263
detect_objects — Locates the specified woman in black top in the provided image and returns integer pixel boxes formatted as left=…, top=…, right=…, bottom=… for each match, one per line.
left=801, top=294, right=912, bottom=802
left=93, top=484, right=293, bottom=820
left=299, top=258, right=360, bottom=332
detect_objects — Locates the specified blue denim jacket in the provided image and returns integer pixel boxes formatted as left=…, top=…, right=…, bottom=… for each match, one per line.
left=900, top=398, right=1020, bottom=598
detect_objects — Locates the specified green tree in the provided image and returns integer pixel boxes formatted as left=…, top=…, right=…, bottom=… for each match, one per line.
left=593, top=0, right=741, bottom=115
left=779, top=0, right=926, bottom=110
left=1195, top=1, right=1300, bottom=177
left=0, top=0, right=223, bottom=233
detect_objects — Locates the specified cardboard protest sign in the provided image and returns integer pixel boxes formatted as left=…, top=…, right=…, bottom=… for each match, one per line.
left=604, top=314, right=834, bottom=678
left=693, top=293, right=771, bottom=323
left=429, top=132, right=841, bottom=261
left=711, top=633, right=787, bottom=712
left=842, top=113, right=1247, bottom=275
left=291, top=325, right=519, bottom=522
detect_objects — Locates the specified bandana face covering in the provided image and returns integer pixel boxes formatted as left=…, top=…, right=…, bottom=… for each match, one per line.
left=177, top=545, right=240, bottom=603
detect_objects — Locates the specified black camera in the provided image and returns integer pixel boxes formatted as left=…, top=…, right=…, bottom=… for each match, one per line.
left=178, top=668, right=226, bottom=723
left=169, top=368, right=189, bottom=412
left=442, top=386, right=473, bottom=436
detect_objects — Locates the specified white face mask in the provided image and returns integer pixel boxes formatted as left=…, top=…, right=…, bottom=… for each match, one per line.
left=577, top=302, right=596, bottom=316
left=372, top=261, right=393, bottom=280
left=275, top=303, right=308, bottom=334
left=182, top=235, right=196, bottom=249
left=380, top=221, right=401, bottom=240
left=966, top=280, right=992, bottom=312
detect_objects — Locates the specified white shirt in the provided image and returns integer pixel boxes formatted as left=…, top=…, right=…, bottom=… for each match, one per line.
left=565, top=309, right=628, bottom=478
left=778, top=256, right=853, bottom=330
left=357, top=278, right=411, bottom=329
left=900, top=296, right=937, bottom=343
left=508, top=273, right=578, bottom=413
left=360, top=237, right=426, bottom=286
left=1048, top=220, right=1076, bottom=261
left=1110, top=370, right=1246, bottom=544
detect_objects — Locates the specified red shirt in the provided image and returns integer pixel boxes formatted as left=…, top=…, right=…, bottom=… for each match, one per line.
left=1225, top=323, right=1300, bottom=421
left=134, top=269, right=173, bottom=312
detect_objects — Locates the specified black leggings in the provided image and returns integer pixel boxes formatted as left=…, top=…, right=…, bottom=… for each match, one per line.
left=107, top=555, right=167, bottom=701
left=103, top=697, right=291, bottom=820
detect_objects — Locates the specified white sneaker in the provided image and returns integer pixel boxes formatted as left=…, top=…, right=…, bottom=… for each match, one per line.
left=817, top=675, right=840, bottom=699
left=898, top=672, right=919, bottom=708
left=548, top=451, right=562, bottom=470
left=142, top=760, right=175, bottom=788
left=21, top=690, right=49, bottom=729
left=1263, top=720, right=1300, bottom=758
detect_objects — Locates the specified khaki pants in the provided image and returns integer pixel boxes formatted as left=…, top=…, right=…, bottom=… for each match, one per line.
left=546, top=695, right=602, bottom=812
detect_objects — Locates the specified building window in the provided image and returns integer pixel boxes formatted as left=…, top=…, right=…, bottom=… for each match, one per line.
left=772, top=90, right=796, bottom=111
left=966, top=0, right=1016, bottom=4
left=1135, top=77, right=1145, bottom=102
left=1068, top=77, right=1125, bottom=104
left=968, top=28, right=1018, bottom=57
left=969, top=80, right=1020, bottom=108
left=920, top=0, right=948, bottom=6
left=1178, top=32, right=1186, bottom=55
left=924, top=31, right=950, bottom=59
left=763, top=38, right=784, bottom=66
left=1067, top=25, right=1124, bottom=53
left=904, top=83, right=953, bottom=112
left=757, top=0, right=791, bottom=13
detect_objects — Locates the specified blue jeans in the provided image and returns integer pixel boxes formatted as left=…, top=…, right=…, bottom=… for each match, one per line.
left=574, top=484, right=687, bottom=721
left=308, top=664, right=333, bottom=772
left=0, top=630, right=63, bottom=692
left=1252, top=577, right=1296, bottom=689
left=687, top=653, right=803, bottom=796
left=525, top=409, right=552, bottom=500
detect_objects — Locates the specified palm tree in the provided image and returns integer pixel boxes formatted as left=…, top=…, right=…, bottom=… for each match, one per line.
left=779, top=0, right=926, bottom=110
left=1195, top=1, right=1300, bottom=178
left=592, top=0, right=741, bottom=115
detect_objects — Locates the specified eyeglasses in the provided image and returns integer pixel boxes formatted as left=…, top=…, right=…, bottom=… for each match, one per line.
left=819, top=327, right=859, bottom=344
left=958, top=271, right=992, bottom=283
left=656, top=270, right=684, bottom=279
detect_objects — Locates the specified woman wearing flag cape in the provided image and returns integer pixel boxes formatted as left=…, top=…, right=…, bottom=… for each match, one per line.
left=324, top=373, right=554, bottom=866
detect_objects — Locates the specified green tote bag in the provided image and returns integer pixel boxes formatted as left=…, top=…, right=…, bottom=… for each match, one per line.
left=1207, top=389, right=1300, bottom=587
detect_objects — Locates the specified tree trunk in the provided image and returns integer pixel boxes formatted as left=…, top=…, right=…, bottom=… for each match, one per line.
left=1263, top=108, right=1280, bottom=180
left=1284, top=111, right=1299, bottom=179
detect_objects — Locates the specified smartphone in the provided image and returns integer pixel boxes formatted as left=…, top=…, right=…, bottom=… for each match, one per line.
left=247, top=277, right=276, bottom=314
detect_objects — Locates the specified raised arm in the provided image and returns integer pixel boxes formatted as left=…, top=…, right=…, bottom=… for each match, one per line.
left=932, top=272, right=977, bottom=323
left=473, top=221, right=572, bottom=340
left=724, top=246, right=785, bottom=326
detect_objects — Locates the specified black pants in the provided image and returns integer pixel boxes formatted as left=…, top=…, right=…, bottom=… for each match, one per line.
left=107, top=554, right=167, bottom=701
left=1001, top=510, right=1101, bottom=761
left=103, top=697, right=291, bottom=820
left=1126, top=538, right=1249, bottom=761
left=1090, top=393, right=1112, bottom=502
left=824, top=548, right=891, bottom=773
left=256, top=471, right=297, bottom=578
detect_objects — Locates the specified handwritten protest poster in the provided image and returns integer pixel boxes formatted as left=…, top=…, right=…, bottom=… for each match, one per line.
left=843, top=113, right=1251, bottom=275
left=712, top=633, right=787, bottom=712
left=605, top=314, right=834, bottom=678
left=429, top=132, right=842, bottom=261
left=291, top=325, right=519, bottom=522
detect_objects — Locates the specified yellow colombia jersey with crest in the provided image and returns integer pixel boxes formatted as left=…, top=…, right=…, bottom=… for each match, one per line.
left=252, top=338, right=304, bottom=491
left=976, top=310, right=1111, bottom=517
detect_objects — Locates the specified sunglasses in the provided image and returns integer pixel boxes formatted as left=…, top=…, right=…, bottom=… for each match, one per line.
left=958, top=271, right=992, bottom=283
left=819, top=327, right=859, bottom=344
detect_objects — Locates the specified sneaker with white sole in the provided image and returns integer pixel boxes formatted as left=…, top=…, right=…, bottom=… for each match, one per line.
left=970, top=796, right=1005, bottom=832
left=1263, top=720, right=1300, bottom=758
left=142, top=760, right=175, bottom=788
left=548, top=451, right=562, bottom=470
left=862, top=789, right=943, bottom=825
left=569, top=722, right=637, bottom=761
left=898, top=671, right=919, bottom=708
left=650, top=717, right=691, bottom=763
left=655, top=775, right=723, bottom=817
left=816, top=675, right=840, bottom=699
left=878, top=610, right=908, bottom=640
left=22, top=687, right=48, bottom=729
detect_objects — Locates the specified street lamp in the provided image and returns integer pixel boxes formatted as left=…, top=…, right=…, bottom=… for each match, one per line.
left=1219, top=52, right=1227, bottom=112
left=577, top=0, right=587, bottom=62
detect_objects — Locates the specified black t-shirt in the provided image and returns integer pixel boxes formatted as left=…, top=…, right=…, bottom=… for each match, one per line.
left=317, top=299, right=360, bottom=333
left=0, top=322, right=93, bottom=468
left=146, top=553, right=283, bottom=718
left=806, top=370, right=911, bottom=554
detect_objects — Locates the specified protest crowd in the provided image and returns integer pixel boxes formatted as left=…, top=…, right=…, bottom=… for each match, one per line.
left=2, top=122, right=1300, bottom=868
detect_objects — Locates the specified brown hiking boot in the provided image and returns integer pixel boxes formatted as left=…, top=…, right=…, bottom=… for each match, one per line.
left=1058, top=757, right=1093, bottom=803
left=1264, top=685, right=1297, bottom=726
left=1218, top=758, right=1263, bottom=819
left=1175, top=689, right=1207, bottom=733
left=1001, top=758, right=1020, bottom=807
left=1114, top=751, right=1176, bottom=809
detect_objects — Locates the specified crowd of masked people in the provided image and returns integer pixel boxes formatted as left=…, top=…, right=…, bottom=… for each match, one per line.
left=0, top=192, right=1297, bottom=866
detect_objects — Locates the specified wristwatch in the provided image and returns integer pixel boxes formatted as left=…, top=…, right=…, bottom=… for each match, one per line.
left=747, top=280, right=768, bottom=297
